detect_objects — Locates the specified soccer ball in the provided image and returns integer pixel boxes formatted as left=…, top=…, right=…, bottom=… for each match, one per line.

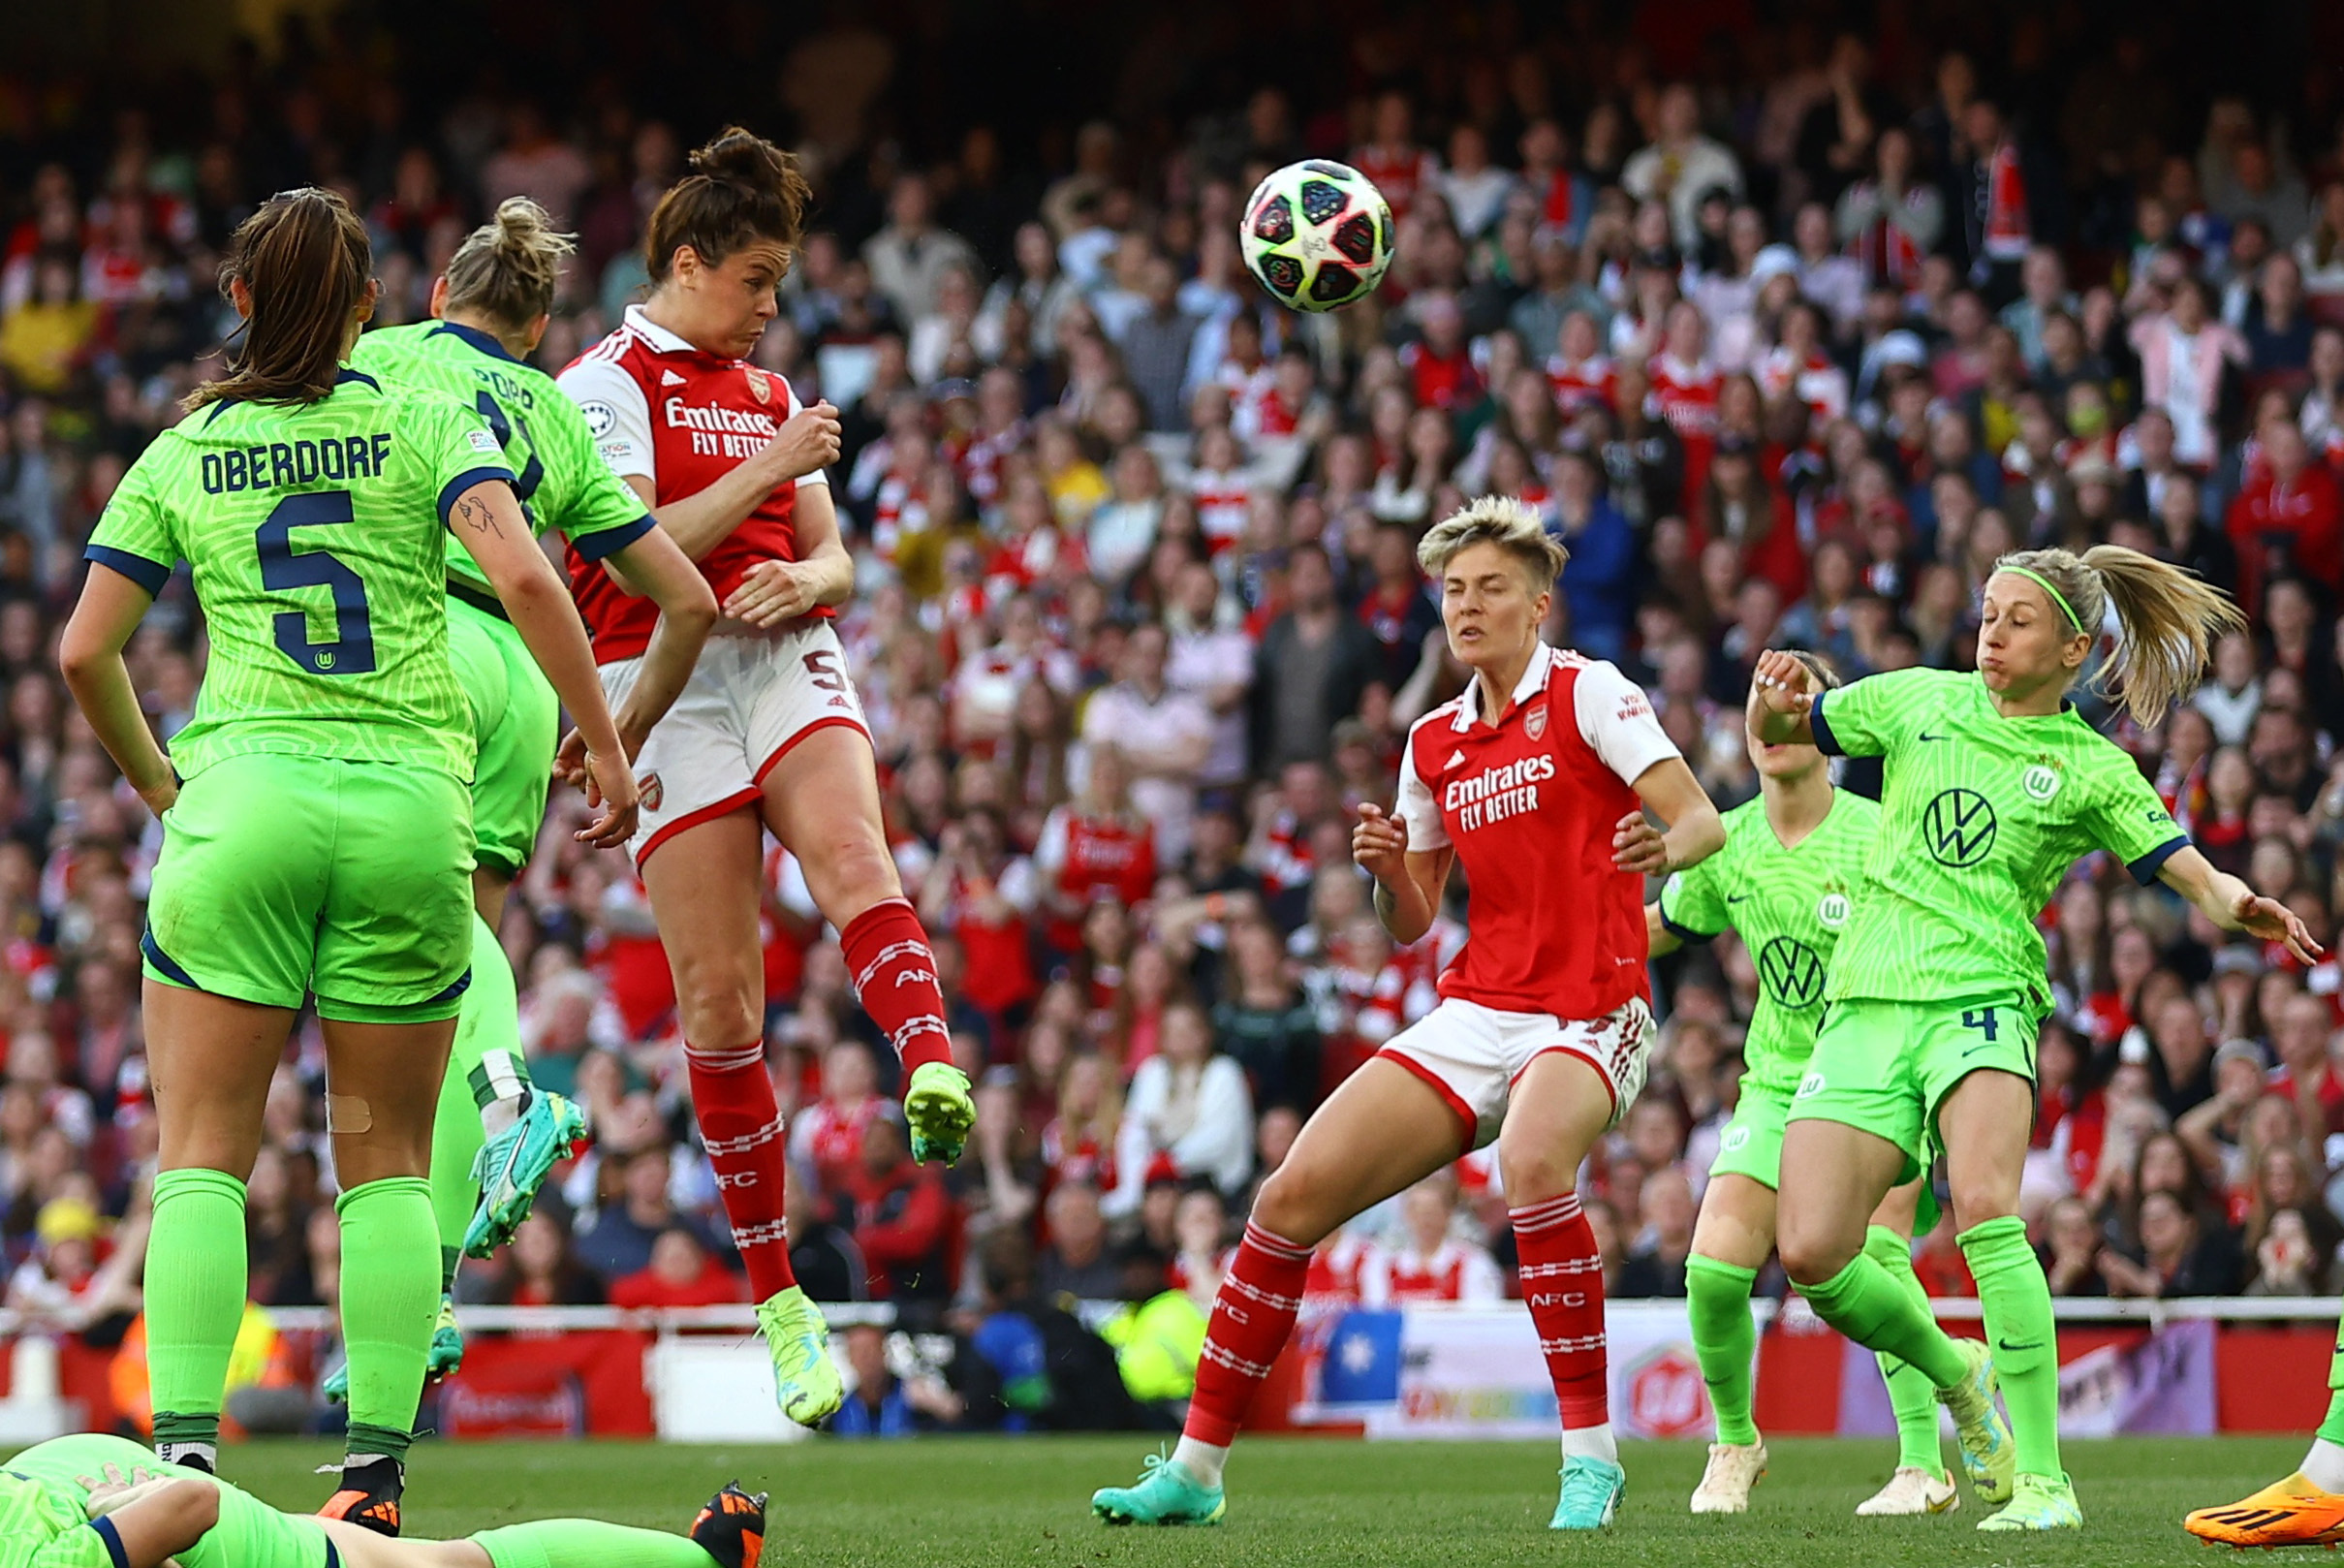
left=1240, top=160, right=1394, bottom=312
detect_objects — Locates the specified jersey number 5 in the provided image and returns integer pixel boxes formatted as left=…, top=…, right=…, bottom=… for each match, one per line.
left=475, top=392, right=545, bottom=517
left=259, top=491, right=375, bottom=675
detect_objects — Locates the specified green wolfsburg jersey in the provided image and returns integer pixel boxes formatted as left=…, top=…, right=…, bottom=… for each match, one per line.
left=86, top=368, right=515, bottom=778
left=352, top=321, right=654, bottom=589
left=1810, top=667, right=2187, bottom=1012
left=0, top=1469, right=115, bottom=1568
left=1658, top=790, right=1879, bottom=1093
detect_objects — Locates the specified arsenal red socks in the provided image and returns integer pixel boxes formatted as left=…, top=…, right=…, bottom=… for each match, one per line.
left=840, top=897, right=953, bottom=1077
left=1172, top=1219, right=1313, bottom=1482
left=685, top=1039, right=795, bottom=1299
left=1514, top=1192, right=1616, bottom=1461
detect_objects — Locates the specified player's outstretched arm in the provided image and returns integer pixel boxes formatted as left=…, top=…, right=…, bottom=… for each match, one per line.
left=593, top=525, right=717, bottom=759
left=1616, top=757, right=1725, bottom=877
left=451, top=479, right=638, bottom=849
left=59, top=566, right=177, bottom=818
left=1747, top=648, right=1818, bottom=747
left=2157, top=842, right=2325, bottom=965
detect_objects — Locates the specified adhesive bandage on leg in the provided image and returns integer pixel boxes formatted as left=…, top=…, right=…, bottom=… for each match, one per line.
left=327, top=1094, right=374, bottom=1134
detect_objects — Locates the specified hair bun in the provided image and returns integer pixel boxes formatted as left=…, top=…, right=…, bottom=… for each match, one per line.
left=489, top=197, right=575, bottom=259
left=689, top=128, right=793, bottom=188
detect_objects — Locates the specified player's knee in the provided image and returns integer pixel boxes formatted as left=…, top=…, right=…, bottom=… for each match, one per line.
left=808, top=837, right=901, bottom=914
left=1947, top=1178, right=2018, bottom=1235
left=1248, top=1163, right=1332, bottom=1249
left=1774, top=1222, right=1856, bottom=1285
left=1496, top=1145, right=1578, bottom=1206
left=674, top=979, right=760, bottom=1049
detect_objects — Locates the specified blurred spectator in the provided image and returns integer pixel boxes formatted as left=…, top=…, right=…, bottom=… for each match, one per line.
left=1038, top=1181, right=1119, bottom=1301
left=845, top=1111, right=955, bottom=1304
left=1116, top=1002, right=1255, bottom=1205
left=1360, top=1172, right=1503, bottom=1305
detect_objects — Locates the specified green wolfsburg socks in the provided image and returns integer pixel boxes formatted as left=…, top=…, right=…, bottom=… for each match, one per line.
left=1686, top=1253, right=1762, bottom=1446
left=429, top=912, right=534, bottom=1279
left=1864, top=1224, right=1950, bottom=1479
left=146, top=1167, right=250, bottom=1458
left=1797, top=1244, right=1969, bottom=1392
left=474, top=1519, right=732, bottom=1568
left=1959, top=1214, right=2061, bottom=1479
left=335, top=1176, right=440, bottom=1461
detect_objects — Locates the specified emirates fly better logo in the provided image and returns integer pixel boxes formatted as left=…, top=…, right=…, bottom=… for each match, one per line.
left=1922, top=787, right=1997, bottom=867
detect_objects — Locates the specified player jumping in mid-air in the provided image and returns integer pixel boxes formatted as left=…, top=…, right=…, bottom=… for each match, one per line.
left=344, top=197, right=717, bottom=1396
left=556, top=128, right=976, bottom=1427
left=0, top=1432, right=765, bottom=1568
left=1091, top=497, right=1724, bottom=1531
left=60, top=188, right=637, bottom=1533
left=1648, top=650, right=1990, bottom=1518
left=1752, top=546, right=2319, bottom=1532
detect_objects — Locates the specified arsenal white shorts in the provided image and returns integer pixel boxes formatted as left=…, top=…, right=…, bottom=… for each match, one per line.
left=600, top=619, right=869, bottom=865
left=1377, top=995, right=1653, bottom=1151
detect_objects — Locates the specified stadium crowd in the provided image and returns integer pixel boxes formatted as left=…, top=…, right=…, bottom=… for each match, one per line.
left=6, top=3, right=2344, bottom=1427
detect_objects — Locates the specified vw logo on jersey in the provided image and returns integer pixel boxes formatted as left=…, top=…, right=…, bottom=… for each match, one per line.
left=1758, top=936, right=1827, bottom=1008
left=1922, top=787, right=1997, bottom=867
left=1817, top=892, right=1850, bottom=928
left=2022, top=764, right=2062, bottom=801
left=1722, top=1124, right=1751, bottom=1153
left=1796, top=1069, right=1827, bottom=1098
left=579, top=399, right=617, bottom=439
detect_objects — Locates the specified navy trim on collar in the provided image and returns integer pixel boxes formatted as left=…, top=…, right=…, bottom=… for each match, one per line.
left=429, top=320, right=522, bottom=364
left=336, top=367, right=380, bottom=391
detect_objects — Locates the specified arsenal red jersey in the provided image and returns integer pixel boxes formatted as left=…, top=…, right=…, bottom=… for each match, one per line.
left=557, top=304, right=833, bottom=662
left=1394, top=644, right=1677, bottom=1020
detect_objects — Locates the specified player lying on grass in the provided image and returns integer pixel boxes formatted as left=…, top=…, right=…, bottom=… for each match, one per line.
left=1647, top=650, right=1971, bottom=1519
left=1751, top=546, right=2320, bottom=1533
left=0, top=1432, right=765, bottom=1568
left=338, top=197, right=717, bottom=1401
left=1092, top=496, right=1724, bottom=1532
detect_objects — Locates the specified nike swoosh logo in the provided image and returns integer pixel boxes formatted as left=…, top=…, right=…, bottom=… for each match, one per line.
left=1997, top=1338, right=2045, bottom=1353
left=1961, top=1043, right=1993, bottom=1058
left=1726, top=894, right=1751, bottom=904
left=1918, top=732, right=1950, bottom=742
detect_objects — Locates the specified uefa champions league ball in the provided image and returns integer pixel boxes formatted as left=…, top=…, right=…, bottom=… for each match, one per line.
left=1239, top=159, right=1395, bottom=312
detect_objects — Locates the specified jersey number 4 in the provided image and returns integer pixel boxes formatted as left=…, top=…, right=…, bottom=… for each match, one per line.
left=259, top=491, right=375, bottom=675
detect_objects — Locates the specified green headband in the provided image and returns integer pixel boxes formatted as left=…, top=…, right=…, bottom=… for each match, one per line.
left=1999, top=565, right=2085, bottom=635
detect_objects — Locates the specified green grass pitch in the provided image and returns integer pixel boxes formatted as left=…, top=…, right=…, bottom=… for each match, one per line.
left=125, top=1433, right=2313, bottom=1566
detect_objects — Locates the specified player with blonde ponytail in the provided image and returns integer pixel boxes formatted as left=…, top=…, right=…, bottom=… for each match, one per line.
left=351, top=197, right=718, bottom=1402
left=1748, top=544, right=2317, bottom=1533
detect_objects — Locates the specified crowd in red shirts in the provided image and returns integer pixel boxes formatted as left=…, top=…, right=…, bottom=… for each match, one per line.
left=3, top=6, right=2344, bottom=1345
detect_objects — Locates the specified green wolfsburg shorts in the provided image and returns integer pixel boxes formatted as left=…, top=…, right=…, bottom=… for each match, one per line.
left=7, top=1432, right=336, bottom=1568
left=1706, top=1079, right=1801, bottom=1189
left=1784, top=995, right=2040, bottom=1177
left=142, top=751, right=475, bottom=1023
left=448, top=590, right=559, bottom=877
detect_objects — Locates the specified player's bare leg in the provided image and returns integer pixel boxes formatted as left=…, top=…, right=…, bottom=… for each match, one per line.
left=1686, top=1172, right=1775, bottom=1513
left=760, top=726, right=971, bottom=1161
left=1093, top=1059, right=1461, bottom=1524
left=642, top=808, right=839, bottom=1426
left=1498, top=1050, right=1626, bottom=1529
left=1779, top=1116, right=2014, bottom=1510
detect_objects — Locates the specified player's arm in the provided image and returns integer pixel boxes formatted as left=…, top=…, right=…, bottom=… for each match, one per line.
left=1748, top=648, right=1818, bottom=747
left=75, top=1470, right=219, bottom=1568
left=449, top=480, right=637, bottom=849
left=1644, top=901, right=1681, bottom=956
left=1356, top=810, right=1452, bottom=948
left=724, top=482, right=855, bottom=627
left=2156, top=843, right=2324, bottom=964
left=576, top=526, right=716, bottom=764
left=614, top=407, right=841, bottom=563
left=1614, top=757, right=1725, bottom=876
left=59, top=567, right=177, bottom=818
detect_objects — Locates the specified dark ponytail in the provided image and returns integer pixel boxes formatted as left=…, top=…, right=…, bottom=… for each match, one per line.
left=186, top=188, right=373, bottom=413
left=644, top=127, right=810, bottom=284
